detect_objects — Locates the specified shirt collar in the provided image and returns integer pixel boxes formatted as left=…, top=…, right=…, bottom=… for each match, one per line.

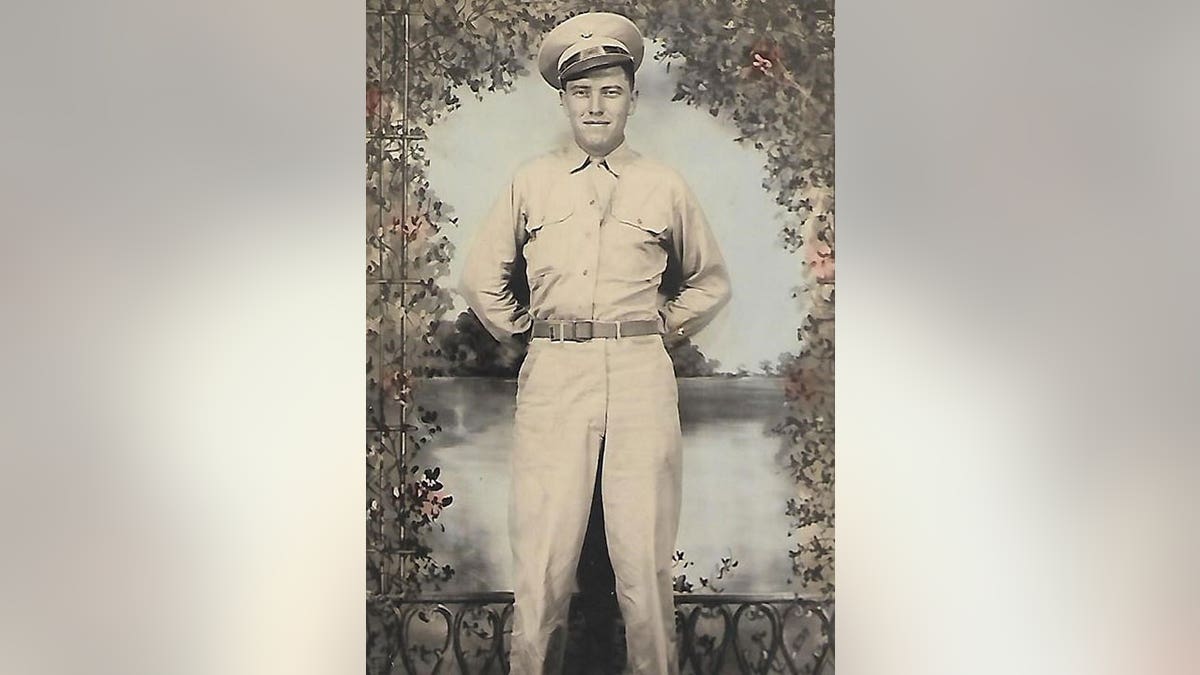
left=566, top=141, right=636, bottom=177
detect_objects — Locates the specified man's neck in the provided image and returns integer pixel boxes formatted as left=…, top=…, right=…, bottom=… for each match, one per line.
left=566, top=139, right=635, bottom=177
left=578, top=136, right=625, bottom=161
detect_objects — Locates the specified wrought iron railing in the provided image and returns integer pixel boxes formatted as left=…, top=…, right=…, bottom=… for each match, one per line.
left=367, top=592, right=833, bottom=674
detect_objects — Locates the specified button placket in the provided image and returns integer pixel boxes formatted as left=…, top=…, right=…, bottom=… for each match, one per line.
left=567, top=175, right=602, bottom=318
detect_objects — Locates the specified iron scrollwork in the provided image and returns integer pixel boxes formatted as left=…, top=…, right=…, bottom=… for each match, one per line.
left=369, top=592, right=832, bottom=674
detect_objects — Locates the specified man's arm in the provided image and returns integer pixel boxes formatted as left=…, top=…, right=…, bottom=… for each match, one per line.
left=661, top=181, right=732, bottom=345
left=458, top=181, right=533, bottom=344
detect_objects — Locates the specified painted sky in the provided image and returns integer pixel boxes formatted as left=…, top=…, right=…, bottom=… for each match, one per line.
left=427, top=42, right=805, bottom=372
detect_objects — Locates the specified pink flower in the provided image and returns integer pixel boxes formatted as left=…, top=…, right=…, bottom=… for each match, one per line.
left=402, top=214, right=432, bottom=242
left=807, top=242, right=835, bottom=282
left=420, top=490, right=450, bottom=519
left=752, top=53, right=773, bottom=74
left=366, top=83, right=381, bottom=119
left=382, top=369, right=412, bottom=402
left=745, top=38, right=785, bottom=79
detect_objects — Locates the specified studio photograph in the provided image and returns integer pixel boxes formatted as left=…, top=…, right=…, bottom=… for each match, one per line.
left=366, top=2, right=834, bottom=672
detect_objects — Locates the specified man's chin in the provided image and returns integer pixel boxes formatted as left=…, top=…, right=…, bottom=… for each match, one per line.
left=573, top=131, right=622, bottom=155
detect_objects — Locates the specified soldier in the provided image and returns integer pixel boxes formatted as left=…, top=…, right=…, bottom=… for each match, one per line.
left=459, top=12, right=732, bottom=674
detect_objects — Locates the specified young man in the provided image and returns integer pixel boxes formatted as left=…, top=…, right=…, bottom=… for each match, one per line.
left=459, top=12, right=731, bottom=674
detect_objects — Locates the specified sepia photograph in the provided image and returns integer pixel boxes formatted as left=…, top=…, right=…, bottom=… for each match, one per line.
left=366, top=1, right=833, bottom=672
left=9, top=2, right=1198, bottom=675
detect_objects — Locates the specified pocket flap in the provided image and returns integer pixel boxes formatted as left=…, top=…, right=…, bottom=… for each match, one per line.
left=614, top=213, right=669, bottom=235
left=611, top=183, right=672, bottom=235
left=525, top=191, right=574, bottom=234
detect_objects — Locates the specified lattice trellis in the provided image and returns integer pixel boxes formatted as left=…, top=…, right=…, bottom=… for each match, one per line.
left=367, top=1, right=411, bottom=594
left=368, top=1, right=462, bottom=596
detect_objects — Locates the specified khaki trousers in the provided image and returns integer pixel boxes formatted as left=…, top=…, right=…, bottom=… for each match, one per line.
left=509, top=334, right=681, bottom=674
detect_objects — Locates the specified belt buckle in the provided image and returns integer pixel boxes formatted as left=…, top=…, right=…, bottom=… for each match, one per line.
left=551, top=320, right=570, bottom=342
left=576, top=321, right=593, bottom=340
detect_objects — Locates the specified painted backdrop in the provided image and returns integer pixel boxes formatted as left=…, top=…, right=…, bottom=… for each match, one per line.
left=366, top=0, right=833, bottom=606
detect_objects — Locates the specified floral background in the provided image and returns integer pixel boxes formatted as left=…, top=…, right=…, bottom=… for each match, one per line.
left=366, top=0, right=832, bottom=611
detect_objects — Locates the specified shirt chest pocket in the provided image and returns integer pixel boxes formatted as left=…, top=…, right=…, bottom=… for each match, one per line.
left=522, top=199, right=574, bottom=278
left=607, top=205, right=673, bottom=281
left=610, top=183, right=673, bottom=245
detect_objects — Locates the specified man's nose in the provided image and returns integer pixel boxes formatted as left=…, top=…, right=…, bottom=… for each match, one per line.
left=588, top=91, right=603, bottom=114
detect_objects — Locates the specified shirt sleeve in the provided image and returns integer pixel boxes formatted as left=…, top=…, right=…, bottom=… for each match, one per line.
left=661, top=180, right=733, bottom=345
left=458, top=180, right=534, bottom=343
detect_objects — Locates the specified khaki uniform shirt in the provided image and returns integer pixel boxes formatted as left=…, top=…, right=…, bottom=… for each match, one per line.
left=460, top=142, right=731, bottom=344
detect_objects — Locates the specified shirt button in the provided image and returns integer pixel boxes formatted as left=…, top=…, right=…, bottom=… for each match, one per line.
left=582, top=270, right=589, bottom=276
left=589, top=199, right=596, bottom=206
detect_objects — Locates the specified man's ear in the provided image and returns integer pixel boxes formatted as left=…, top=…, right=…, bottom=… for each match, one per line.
left=559, top=88, right=566, bottom=109
left=629, top=88, right=638, bottom=116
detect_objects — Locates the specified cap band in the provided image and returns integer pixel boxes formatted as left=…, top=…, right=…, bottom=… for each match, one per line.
left=558, top=44, right=631, bottom=78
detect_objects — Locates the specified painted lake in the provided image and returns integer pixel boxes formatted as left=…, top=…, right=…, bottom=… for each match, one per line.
left=409, top=376, right=803, bottom=593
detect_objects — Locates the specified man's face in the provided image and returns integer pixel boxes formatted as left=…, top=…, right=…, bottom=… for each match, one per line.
left=559, top=65, right=636, bottom=157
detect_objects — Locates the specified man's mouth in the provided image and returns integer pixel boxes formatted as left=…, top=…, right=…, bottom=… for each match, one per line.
left=583, top=120, right=609, bottom=125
